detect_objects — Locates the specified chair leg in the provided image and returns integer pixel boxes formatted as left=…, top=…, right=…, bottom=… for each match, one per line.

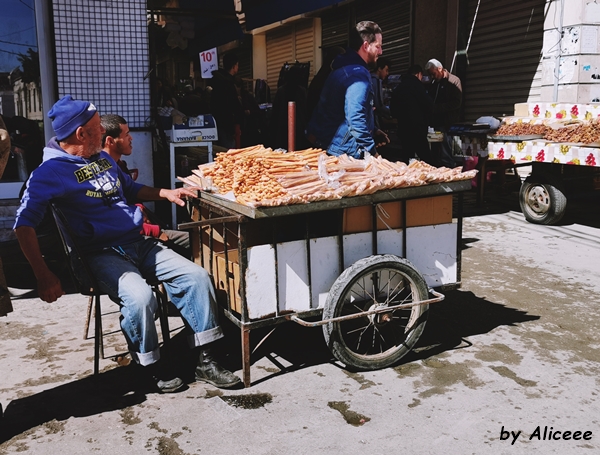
left=154, top=284, right=171, bottom=344
left=84, top=295, right=93, bottom=340
left=93, top=294, right=102, bottom=375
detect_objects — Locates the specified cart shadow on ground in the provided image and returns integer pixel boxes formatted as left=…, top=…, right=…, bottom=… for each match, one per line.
left=403, top=289, right=540, bottom=363
left=0, top=287, right=542, bottom=444
left=215, top=288, right=541, bottom=387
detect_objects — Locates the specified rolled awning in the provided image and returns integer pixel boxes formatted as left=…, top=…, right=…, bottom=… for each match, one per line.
left=148, top=0, right=244, bottom=51
left=242, top=0, right=340, bottom=31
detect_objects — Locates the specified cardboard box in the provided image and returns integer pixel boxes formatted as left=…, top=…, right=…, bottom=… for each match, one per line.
left=406, top=195, right=452, bottom=227
left=514, top=103, right=528, bottom=117
left=376, top=201, right=403, bottom=230
left=214, top=250, right=241, bottom=314
left=342, top=202, right=404, bottom=233
left=343, top=205, right=372, bottom=233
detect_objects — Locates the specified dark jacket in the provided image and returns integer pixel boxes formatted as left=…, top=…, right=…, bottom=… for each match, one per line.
left=390, top=73, right=433, bottom=132
left=209, top=69, right=243, bottom=135
left=428, top=73, right=462, bottom=129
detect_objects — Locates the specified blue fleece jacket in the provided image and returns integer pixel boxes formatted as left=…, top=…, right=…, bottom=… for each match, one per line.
left=306, top=49, right=375, bottom=158
left=14, top=138, right=145, bottom=252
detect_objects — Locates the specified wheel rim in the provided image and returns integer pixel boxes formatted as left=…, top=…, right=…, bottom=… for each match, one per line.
left=334, top=266, right=426, bottom=361
left=524, top=184, right=550, bottom=218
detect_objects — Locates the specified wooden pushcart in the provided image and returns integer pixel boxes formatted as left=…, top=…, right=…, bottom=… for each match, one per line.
left=181, top=180, right=470, bottom=387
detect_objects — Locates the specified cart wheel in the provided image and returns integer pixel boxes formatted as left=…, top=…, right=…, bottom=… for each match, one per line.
left=519, top=177, right=566, bottom=225
left=323, top=255, right=429, bottom=371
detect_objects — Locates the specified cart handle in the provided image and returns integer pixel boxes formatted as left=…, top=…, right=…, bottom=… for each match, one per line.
left=289, top=289, right=445, bottom=328
left=178, top=215, right=244, bottom=230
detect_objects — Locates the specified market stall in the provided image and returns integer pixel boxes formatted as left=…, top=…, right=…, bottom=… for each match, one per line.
left=178, top=146, right=476, bottom=386
left=488, top=102, right=600, bottom=224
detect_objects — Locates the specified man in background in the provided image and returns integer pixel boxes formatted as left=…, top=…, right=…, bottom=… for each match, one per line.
left=390, top=64, right=435, bottom=165
left=371, top=56, right=392, bottom=129
left=424, top=58, right=462, bottom=167
left=209, top=52, right=243, bottom=149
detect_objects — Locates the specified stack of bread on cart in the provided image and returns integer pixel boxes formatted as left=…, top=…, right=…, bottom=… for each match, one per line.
left=179, top=145, right=477, bottom=207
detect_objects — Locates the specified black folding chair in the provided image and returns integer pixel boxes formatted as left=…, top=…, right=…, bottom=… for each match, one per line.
left=49, top=202, right=171, bottom=375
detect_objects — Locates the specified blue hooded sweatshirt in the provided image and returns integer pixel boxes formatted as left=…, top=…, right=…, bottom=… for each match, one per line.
left=306, top=49, right=375, bottom=158
left=14, top=138, right=145, bottom=252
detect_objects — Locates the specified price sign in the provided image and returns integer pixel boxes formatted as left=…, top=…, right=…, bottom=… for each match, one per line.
left=200, top=48, right=218, bottom=79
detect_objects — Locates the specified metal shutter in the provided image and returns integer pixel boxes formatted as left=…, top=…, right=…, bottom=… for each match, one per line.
left=237, top=35, right=254, bottom=81
left=321, top=6, right=350, bottom=50
left=295, top=20, right=316, bottom=78
left=266, top=20, right=316, bottom=96
left=355, top=0, right=412, bottom=72
left=462, top=0, right=545, bottom=121
left=321, top=0, right=412, bottom=72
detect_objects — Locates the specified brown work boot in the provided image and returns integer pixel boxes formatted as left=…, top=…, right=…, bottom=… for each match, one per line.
left=195, top=349, right=241, bottom=389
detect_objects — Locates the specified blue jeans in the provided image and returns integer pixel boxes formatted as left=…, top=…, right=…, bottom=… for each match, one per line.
left=87, top=238, right=223, bottom=366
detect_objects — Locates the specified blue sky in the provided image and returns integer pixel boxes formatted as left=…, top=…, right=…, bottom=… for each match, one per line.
left=0, top=0, right=37, bottom=73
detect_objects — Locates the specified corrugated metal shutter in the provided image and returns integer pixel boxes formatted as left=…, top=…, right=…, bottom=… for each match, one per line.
left=321, top=6, right=350, bottom=49
left=321, top=0, right=412, bottom=72
left=462, top=0, right=545, bottom=121
left=266, top=20, right=316, bottom=96
left=295, top=21, right=315, bottom=76
left=356, top=0, right=412, bottom=72
left=237, top=35, right=254, bottom=81
left=267, top=28, right=294, bottom=94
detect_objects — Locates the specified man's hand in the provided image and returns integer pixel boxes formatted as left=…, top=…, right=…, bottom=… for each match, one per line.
left=15, top=226, right=65, bottom=303
left=37, top=269, right=65, bottom=303
left=374, top=129, right=390, bottom=148
left=137, top=185, right=201, bottom=205
left=151, top=187, right=200, bottom=206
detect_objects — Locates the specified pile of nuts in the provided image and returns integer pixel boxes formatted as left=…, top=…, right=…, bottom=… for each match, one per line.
left=495, top=119, right=600, bottom=144
left=495, top=123, right=549, bottom=136
left=544, top=119, right=600, bottom=144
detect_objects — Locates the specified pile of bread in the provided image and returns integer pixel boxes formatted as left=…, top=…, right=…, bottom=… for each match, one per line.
left=179, top=145, right=477, bottom=207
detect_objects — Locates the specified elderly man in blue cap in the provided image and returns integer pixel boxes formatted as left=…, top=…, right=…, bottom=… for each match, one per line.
left=14, top=95, right=241, bottom=393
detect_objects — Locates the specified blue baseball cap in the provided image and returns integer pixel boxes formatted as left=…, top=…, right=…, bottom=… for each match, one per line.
left=48, top=95, right=97, bottom=141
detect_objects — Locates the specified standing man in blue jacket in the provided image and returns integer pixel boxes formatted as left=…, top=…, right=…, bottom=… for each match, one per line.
left=307, top=21, right=389, bottom=159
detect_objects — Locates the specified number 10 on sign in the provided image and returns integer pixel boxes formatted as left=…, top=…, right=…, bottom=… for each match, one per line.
left=200, top=48, right=218, bottom=79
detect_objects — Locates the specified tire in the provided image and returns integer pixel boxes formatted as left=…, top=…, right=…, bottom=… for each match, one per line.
left=519, top=178, right=567, bottom=225
left=322, top=255, right=429, bottom=371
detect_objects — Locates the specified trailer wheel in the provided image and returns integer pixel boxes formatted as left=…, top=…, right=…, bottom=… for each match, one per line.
left=323, top=255, right=429, bottom=370
left=519, top=177, right=567, bottom=225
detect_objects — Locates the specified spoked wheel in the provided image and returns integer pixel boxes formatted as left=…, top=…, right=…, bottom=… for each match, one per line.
left=323, top=255, right=429, bottom=370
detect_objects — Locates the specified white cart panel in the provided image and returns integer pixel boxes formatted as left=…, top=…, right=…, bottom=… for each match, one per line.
left=406, top=223, right=457, bottom=287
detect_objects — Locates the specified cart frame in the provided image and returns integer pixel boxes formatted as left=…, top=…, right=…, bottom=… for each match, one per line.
left=180, top=180, right=470, bottom=386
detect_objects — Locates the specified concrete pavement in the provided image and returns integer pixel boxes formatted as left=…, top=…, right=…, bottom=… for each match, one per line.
left=1, top=194, right=599, bottom=454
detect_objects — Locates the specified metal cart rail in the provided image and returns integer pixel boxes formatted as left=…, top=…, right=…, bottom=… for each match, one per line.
left=180, top=180, right=471, bottom=386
